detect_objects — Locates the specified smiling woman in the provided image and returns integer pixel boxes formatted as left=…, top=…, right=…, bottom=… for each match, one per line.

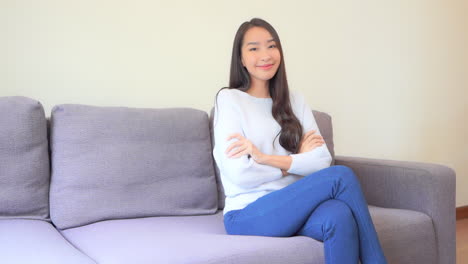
left=240, top=27, right=281, bottom=91
left=212, top=18, right=388, bottom=264
left=222, top=18, right=303, bottom=156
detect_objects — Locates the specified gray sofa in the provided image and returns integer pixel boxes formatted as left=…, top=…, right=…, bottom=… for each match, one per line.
left=0, top=96, right=455, bottom=264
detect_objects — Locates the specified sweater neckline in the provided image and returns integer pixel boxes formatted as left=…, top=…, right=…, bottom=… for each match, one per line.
left=231, top=88, right=273, bottom=102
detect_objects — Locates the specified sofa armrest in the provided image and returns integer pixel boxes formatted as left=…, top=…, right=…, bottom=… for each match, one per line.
left=335, top=155, right=456, bottom=264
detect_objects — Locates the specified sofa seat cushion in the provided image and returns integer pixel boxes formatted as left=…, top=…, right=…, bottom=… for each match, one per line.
left=0, top=219, right=96, bottom=264
left=61, top=206, right=435, bottom=264
left=369, top=206, right=437, bottom=264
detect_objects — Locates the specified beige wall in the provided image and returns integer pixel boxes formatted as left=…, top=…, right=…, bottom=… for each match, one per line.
left=1, top=1, right=467, bottom=205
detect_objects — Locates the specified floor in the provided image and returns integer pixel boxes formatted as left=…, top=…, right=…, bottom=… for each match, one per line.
left=457, top=219, right=468, bottom=264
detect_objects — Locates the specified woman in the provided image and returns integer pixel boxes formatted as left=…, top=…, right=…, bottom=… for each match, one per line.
left=212, top=18, right=387, bottom=264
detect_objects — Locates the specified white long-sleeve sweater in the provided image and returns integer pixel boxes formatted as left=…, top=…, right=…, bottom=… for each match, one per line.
left=212, top=88, right=332, bottom=215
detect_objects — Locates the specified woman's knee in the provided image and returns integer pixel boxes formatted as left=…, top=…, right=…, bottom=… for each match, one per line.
left=328, top=165, right=359, bottom=184
left=322, top=200, right=355, bottom=223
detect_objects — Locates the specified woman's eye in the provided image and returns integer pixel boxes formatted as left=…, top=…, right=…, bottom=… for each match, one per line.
left=249, top=47, right=257, bottom=51
left=269, top=44, right=277, bottom=48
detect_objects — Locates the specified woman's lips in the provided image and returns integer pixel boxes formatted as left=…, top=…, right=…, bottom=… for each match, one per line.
left=257, top=64, right=273, bottom=70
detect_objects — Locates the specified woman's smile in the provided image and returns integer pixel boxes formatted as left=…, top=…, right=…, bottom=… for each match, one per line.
left=257, top=64, right=274, bottom=70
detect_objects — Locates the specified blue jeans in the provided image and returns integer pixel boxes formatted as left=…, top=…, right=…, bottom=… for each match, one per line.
left=223, top=165, right=387, bottom=264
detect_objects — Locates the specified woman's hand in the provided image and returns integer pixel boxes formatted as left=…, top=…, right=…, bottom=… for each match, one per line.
left=225, top=133, right=264, bottom=163
left=298, top=130, right=325, bottom=153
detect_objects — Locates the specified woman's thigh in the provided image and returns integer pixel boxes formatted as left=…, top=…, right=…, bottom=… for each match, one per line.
left=224, top=165, right=355, bottom=237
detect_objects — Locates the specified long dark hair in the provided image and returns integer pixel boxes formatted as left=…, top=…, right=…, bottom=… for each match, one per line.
left=216, top=18, right=303, bottom=154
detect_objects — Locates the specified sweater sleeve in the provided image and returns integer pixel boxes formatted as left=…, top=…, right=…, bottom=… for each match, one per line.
left=287, top=92, right=332, bottom=176
left=212, top=90, right=283, bottom=189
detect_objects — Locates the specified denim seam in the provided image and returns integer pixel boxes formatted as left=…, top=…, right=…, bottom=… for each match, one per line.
left=340, top=177, right=381, bottom=263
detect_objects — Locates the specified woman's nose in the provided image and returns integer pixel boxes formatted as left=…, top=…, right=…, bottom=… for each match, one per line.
left=260, top=50, right=272, bottom=62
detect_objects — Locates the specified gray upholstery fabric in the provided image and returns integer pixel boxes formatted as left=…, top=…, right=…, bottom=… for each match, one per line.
left=335, top=156, right=455, bottom=264
left=312, top=110, right=335, bottom=165
left=369, top=206, right=436, bottom=264
left=209, top=108, right=335, bottom=210
left=0, top=96, right=50, bottom=220
left=0, top=219, right=96, bottom=264
left=50, top=105, right=218, bottom=229
left=62, top=211, right=324, bottom=264
left=61, top=206, right=434, bottom=264
left=209, top=108, right=225, bottom=210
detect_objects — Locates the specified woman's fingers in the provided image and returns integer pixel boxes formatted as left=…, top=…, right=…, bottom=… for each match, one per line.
left=225, top=133, right=246, bottom=154
left=300, top=130, right=316, bottom=147
left=311, top=143, right=323, bottom=150
left=298, top=130, right=326, bottom=153
left=226, top=133, right=243, bottom=141
left=231, top=148, right=249, bottom=158
left=302, top=130, right=316, bottom=141
left=225, top=140, right=244, bottom=154
left=305, top=134, right=323, bottom=145
left=303, top=138, right=325, bottom=152
left=303, top=131, right=322, bottom=143
left=225, top=133, right=251, bottom=157
left=311, top=138, right=325, bottom=146
left=229, top=144, right=250, bottom=158
left=225, top=138, right=252, bottom=158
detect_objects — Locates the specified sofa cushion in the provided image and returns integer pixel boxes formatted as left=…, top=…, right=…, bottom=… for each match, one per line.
left=49, top=105, right=218, bottom=229
left=61, top=206, right=434, bottom=264
left=0, top=96, right=50, bottom=220
left=0, top=219, right=96, bottom=264
left=369, top=206, right=437, bottom=264
left=62, top=211, right=323, bottom=264
left=312, top=110, right=335, bottom=165
left=209, top=108, right=335, bottom=210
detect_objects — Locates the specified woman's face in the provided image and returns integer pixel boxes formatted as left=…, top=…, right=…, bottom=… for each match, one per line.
left=241, top=26, right=281, bottom=83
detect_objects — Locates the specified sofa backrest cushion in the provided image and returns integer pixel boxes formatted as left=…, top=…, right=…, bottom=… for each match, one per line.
left=209, top=108, right=335, bottom=210
left=49, top=105, right=218, bottom=229
left=312, top=110, right=336, bottom=165
left=0, top=96, right=50, bottom=220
